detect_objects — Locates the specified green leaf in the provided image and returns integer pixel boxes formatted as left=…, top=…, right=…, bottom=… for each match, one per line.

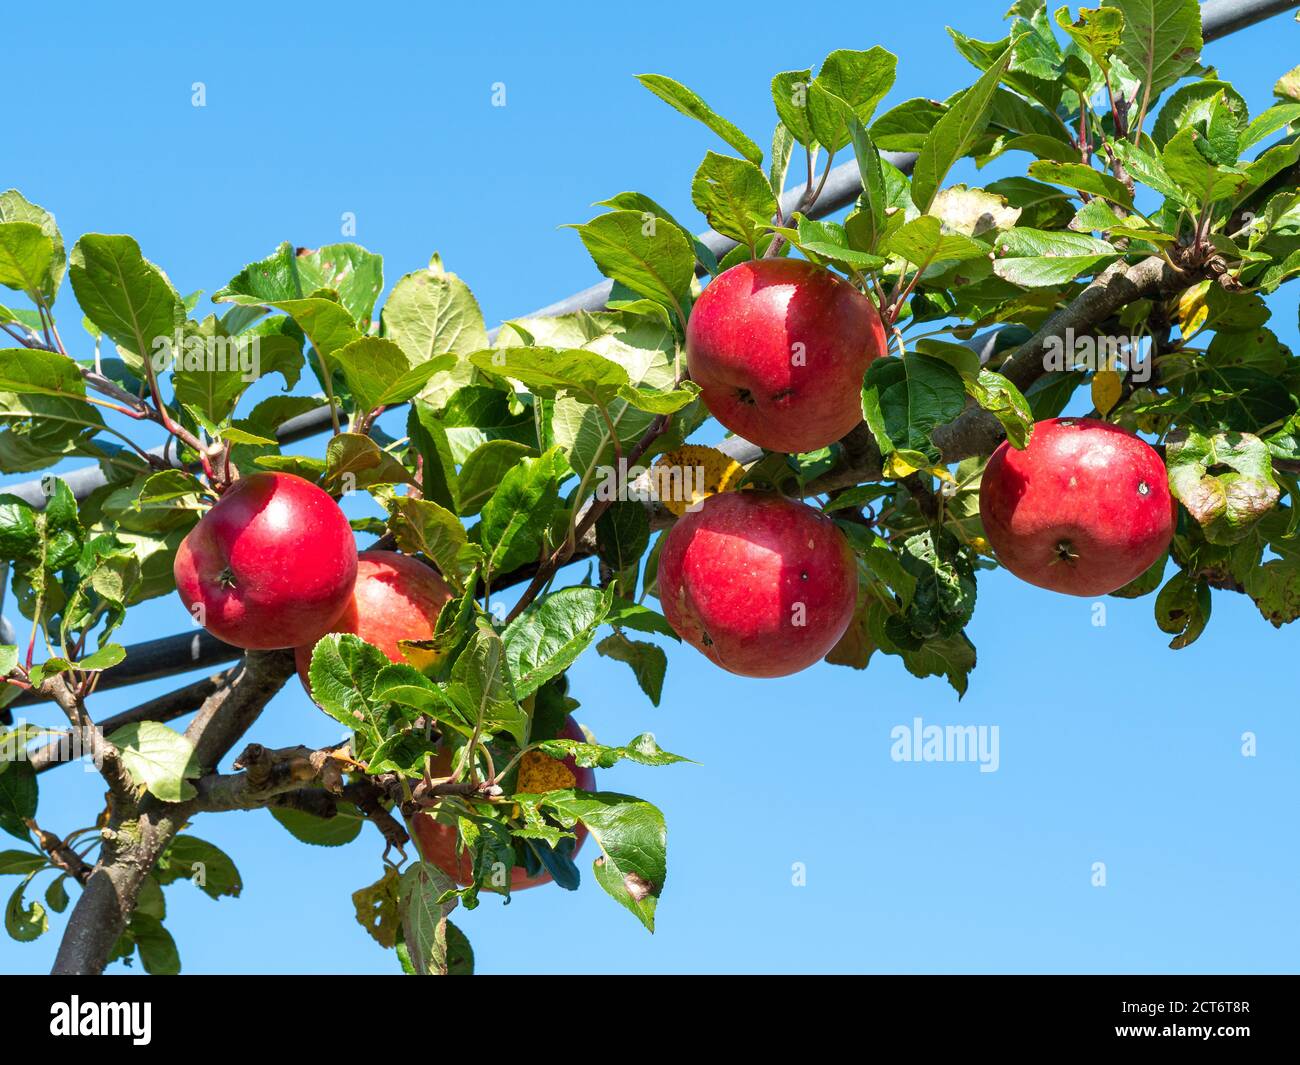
left=0, top=190, right=65, bottom=306
left=884, top=215, right=989, bottom=270
left=0, top=760, right=36, bottom=842
left=307, top=634, right=393, bottom=747
left=156, top=835, right=242, bottom=899
left=596, top=635, right=667, bottom=705
left=542, top=791, right=666, bottom=932
left=806, top=47, right=897, bottom=152
left=1240, top=102, right=1300, bottom=153
left=469, top=346, right=628, bottom=406
left=333, top=336, right=455, bottom=415
left=1166, top=428, right=1280, bottom=545
left=68, top=234, right=184, bottom=367
left=1152, top=80, right=1248, bottom=149
left=382, top=270, right=484, bottom=408
left=0, top=223, right=57, bottom=304
left=911, top=41, right=1016, bottom=211
left=269, top=803, right=365, bottom=847
left=919, top=341, right=1035, bottom=449
left=129, top=913, right=181, bottom=974
left=1155, top=570, right=1211, bottom=649
left=605, top=599, right=680, bottom=640
left=1027, top=160, right=1134, bottom=207
left=772, top=70, right=815, bottom=147
left=462, top=441, right=541, bottom=519
left=0, top=850, right=44, bottom=876
left=477, top=446, right=569, bottom=577
left=595, top=501, right=651, bottom=572
left=502, top=585, right=615, bottom=699
left=861, top=353, right=967, bottom=461
left=871, top=97, right=947, bottom=152
left=690, top=151, right=777, bottom=251
left=1053, top=4, right=1125, bottom=73
left=769, top=120, right=796, bottom=199
left=419, top=384, right=536, bottom=466
left=618, top=380, right=701, bottom=415
left=991, top=226, right=1119, bottom=287
left=324, top=432, right=415, bottom=490
left=5, top=875, right=47, bottom=942
left=595, top=192, right=720, bottom=275
left=371, top=664, right=469, bottom=735
left=399, top=860, right=459, bottom=975
left=900, top=631, right=978, bottom=696
left=108, top=721, right=200, bottom=802
left=386, top=495, right=480, bottom=591
left=570, top=212, right=694, bottom=323
left=262, top=297, right=361, bottom=373
left=1159, top=124, right=1249, bottom=207
left=535, top=732, right=689, bottom=770
left=214, top=241, right=384, bottom=325
left=635, top=74, right=763, bottom=165
left=0, top=349, right=80, bottom=405
left=44, top=875, right=68, bottom=913
left=448, top=628, right=528, bottom=745
left=779, top=216, right=887, bottom=271
left=1103, top=0, right=1202, bottom=103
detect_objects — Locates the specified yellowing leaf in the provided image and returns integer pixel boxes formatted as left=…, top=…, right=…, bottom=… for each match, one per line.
left=1092, top=369, right=1123, bottom=417
left=883, top=449, right=956, bottom=483
left=651, top=444, right=743, bottom=516
left=1176, top=280, right=1211, bottom=339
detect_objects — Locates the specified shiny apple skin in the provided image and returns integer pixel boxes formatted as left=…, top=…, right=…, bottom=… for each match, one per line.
left=294, top=550, right=454, bottom=691
left=979, top=417, right=1175, bottom=597
left=658, top=490, right=858, bottom=677
left=685, top=258, right=887, bottom=454
left=173, top=471, right=357, bottom=650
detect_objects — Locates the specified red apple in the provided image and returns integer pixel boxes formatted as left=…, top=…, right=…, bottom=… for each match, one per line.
left=657, top=490, right=857, bottom=677
left=173, top=471, right=357, bottom=650
left=685, top=258, right=887, bottom=454
left=294, top=550, right=454, bottom=692
left=408, top=716, right=596, bottom=892
left=979, top=417, right=1175, bottom=596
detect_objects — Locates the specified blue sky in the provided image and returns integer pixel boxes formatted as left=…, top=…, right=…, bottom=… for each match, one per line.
left=2, top=1, right=1298, bottom=974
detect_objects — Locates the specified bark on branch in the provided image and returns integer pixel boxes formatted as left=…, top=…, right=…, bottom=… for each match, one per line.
left=50, top=650, right=294, bottom=975
left=31, top=672, right=227, bottom=773
left=807, top=255, right=1193, bottom=494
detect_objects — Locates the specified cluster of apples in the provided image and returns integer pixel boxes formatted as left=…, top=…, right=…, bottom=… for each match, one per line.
left=170, top=255, right=1176, bottom=882
left=664, top=258, right=1175, bottom=678
left=173, top=471, right=591, bottom=890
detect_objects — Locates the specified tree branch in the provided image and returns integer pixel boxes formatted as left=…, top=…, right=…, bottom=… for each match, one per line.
left=184, top=651, right=296, bottom=772
left=50, top=650, right=294, bottom=975
left=807, top=255, right=1193, bottom=494
left=26, top=819, right=94, bottom=885
left=189, top=741, right=350, bottom=812
left=37, top=675, right=134, bottom=798
left=31, top=672, right=227, bottom=773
